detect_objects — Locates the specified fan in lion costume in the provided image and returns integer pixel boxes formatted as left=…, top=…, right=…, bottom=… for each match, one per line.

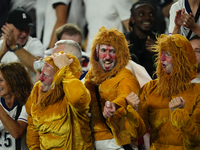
left=126, top=34, right=200, bottom=150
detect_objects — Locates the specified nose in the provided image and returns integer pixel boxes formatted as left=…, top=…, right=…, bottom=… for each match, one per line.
left=20, top=28, right=30, bottom=36
left=38, top=73, right=44, bottom=81
left=105, top=51, right=111, bottom=59
left=144, top=14, right=150, bottom=20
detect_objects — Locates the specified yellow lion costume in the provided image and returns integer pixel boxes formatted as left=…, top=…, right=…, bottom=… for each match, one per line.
left=126, top=34, right=200, bottom=150
left=84, top=27, right=140, bottom=146
left=26, top=52, right=94, bottom=150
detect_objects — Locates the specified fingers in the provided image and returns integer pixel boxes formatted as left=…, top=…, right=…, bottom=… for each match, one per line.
left=105, top=101, right=111, bottom=108
left=103, top=101, right=116, bottom=119
left=169, top=97, right=185, bottom=111
left=105, top=101, right=116, bottom=112
left=1, top=24, right=12, bottom=37
left=182, top=8, right=185, bottom=14
left=126, top=92, right=140, bottom=111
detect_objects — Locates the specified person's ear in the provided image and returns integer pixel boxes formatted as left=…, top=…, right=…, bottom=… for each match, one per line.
left=130, top=16, right=135, bottom=24
left=95, top=45, right=99, bottom=61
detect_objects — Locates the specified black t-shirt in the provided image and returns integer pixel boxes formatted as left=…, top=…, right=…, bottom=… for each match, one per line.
left=125, top=30, right=157, bottom=79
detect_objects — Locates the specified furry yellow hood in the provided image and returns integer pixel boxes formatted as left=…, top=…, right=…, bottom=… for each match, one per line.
left=87, top=26, right=130, bottom=84
left=37, top=51, right=81, bottom=109
left=154, top=34, right=197, bottom=97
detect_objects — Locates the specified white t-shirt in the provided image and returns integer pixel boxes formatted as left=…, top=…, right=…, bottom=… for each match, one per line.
left=83, top=0, right=132, bottom=56
left=168, top=0, right=200, bottom=39
left=0, top=98, right=28, bottom=150
left=10, top=0, right=36, bottom=12
left=0, top=36, right=45, bottom=82
left=36, top=0, right=70, bottom=49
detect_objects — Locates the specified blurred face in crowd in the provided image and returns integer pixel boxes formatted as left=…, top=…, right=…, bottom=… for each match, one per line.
left=160, top=51, right=173, bottom=75
left=38, top=63, right=55, bottom=92
left=131, top=4, right=155, bottom=33
left=0, top=71, right=11, bottom=98
left=98, top=44, right=117, bottom=72
left=9, top=24, right=30, bottom=46
left=190, top=39, right=200, bottom=73
left=61, top=33, right=82, bottom=46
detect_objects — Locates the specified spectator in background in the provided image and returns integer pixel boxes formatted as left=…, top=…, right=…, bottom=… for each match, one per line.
left=125, top=0, right=157, bottom=78
left=56, top=23, right=82, bottom=46
left=83, top=0, right=132, bottom=56
left=45, top=23, right=83, bottom=57
left=169, top=0, right=200, bottom=40
left=190, top=35, right=200, bottom=79
left=36, top=0, right=86, bottom=49
left=0, top=62, right=33, bottom=150
left=146, top=0, right=166, bottom=34
left=36, top=0, right=68, bottom=49
left=0, top=7, right=45, bottom=83
left=10, top=0, right=37, bottom=37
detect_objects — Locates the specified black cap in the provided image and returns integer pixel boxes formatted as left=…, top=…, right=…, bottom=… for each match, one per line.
left=6, top=7, right=34, bottom=30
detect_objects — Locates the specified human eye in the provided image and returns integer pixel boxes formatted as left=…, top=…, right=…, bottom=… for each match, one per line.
left=149, top=13, right=153, bottom=17
left=43, top=74, right=49, bottom=78
left=139, top=13, right=143, bottom=17
left=165, top=51, right=171, bottom=56
left=99, top=48, right=106, bottom=53
left=195, top=49, right=200, bottom=54
left=110, top=49, right=116, bottom=54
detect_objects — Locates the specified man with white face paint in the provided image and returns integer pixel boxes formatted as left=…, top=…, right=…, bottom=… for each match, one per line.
left=126, top=34, right=200, bottom=149
left=98, top=44, right=117, bottom=72
left=26, top=51, right=94, bottom=149
left=84, top=27, right=140, bottom=149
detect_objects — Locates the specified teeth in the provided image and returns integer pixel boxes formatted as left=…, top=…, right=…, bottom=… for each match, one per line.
left=105, top=61, right=111, bottom=64
left=143, top=22, right=150, bottom=25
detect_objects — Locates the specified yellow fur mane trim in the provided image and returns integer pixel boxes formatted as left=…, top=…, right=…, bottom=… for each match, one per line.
left=88, top=27, right=130, bottom=84
left=153, top=34, right=197, bottom=97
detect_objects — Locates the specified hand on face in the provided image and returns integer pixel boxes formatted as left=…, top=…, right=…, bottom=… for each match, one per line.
left=126, top=92, right=140, bottom=111
left=103, top=101, right=116, bottom=119
left=169, top=97, right=185, bottom=112
left=52, top=52, right=73, bottom=69
left=1, top=23, right=16, bottom=48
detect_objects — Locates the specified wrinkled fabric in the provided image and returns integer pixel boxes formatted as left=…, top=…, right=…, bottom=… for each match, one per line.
left=85, top=67, right=140, bottom=146
left=26, top=65, right=94, bottom=150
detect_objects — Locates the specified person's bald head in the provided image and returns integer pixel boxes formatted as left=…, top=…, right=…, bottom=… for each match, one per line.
left=52, top=40, right=82, bottom=62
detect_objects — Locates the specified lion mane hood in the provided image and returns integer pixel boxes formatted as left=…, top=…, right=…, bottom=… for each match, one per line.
left=86, top=26, right=130, bottom=84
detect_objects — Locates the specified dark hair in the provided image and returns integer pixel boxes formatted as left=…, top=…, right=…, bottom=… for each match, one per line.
left=129, top=0, right=154, bottom=29
left=190, top=35, right=200, bottom=41
left=56, top=23, right=82, bottom=40
left=0, top=62, right=33, bottom=105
